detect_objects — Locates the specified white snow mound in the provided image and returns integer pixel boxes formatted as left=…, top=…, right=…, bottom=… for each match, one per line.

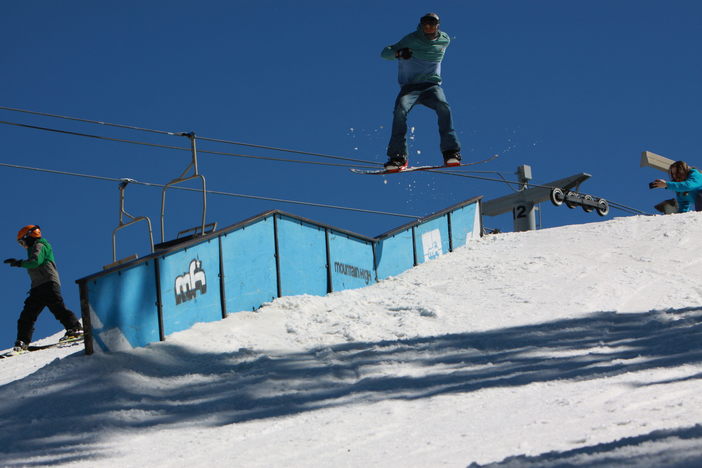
left=2, top=213, right=702, bottom=467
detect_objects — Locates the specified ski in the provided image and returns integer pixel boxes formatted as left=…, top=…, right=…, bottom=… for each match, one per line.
left=0, top=336, right=84, bottom=359
left=350, top=154, right=499, bottom=175
left=0, top=349, right=28, bottom=359
left=29, top=335, right=84, bottom=351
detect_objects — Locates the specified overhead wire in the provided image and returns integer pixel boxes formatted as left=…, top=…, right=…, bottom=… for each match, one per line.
left=196, top=134, right=380, bottom=165
left=0, top=119, right=187, bottom=152
left=0, top=105, right=184, bottom=136
left=0, top=161, right=420, bottom=219
left=0, top=105, right=649, bottom=216
left=451, top=169, right=524, bottom=193
left=0, top=105, right=381, bottom=166
left=0, top=120, right=377, bottom=169
left=425, top=168, right=649, bottom=215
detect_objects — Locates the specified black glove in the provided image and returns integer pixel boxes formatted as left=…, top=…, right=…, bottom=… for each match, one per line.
left=4, top=258, right=22, bottom=267
left=396, top=48, right=412, bottom=60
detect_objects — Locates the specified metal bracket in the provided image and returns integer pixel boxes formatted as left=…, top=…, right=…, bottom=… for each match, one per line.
left=112, top=178, right=155, bottom=263
left=160, top=132, right=207, bottom=243
left=550, top=187, right=609, bottom=216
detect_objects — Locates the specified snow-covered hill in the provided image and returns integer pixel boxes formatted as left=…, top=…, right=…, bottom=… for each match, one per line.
left=2, top=213, right=702, bottom=467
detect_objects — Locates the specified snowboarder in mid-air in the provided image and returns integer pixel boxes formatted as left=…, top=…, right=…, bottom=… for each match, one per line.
left=4, top=225, right=82, bottom=352
left=381, top=12, right=462, bottom=172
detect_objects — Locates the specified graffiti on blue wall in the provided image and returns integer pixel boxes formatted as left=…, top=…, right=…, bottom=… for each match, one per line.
left=174, top=259, right=207, bottom=305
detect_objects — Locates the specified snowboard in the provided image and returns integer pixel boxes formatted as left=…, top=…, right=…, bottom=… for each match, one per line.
left=0, top=335, right=84, bottom=359
left=350, top=154, right=499, bottom=175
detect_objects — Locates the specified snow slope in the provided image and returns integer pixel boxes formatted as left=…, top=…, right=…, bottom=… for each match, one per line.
left=1, top=213, right=702, bottom=467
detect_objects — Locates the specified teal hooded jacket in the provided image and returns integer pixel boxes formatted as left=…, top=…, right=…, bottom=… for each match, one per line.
left=665, top=168, right=702, bottom=212
left=381, top=26, right=451, bottom=85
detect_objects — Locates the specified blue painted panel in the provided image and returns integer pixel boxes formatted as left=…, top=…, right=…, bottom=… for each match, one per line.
left=375, top=229, right=414, bottom=280
left=159, top=239, right=222, bottom=336
left=415, top=216, right=450, bottom=264
left=87, top=261, right=159, bottom=352
left=221, top=216, right=277, bottom=313
left=328, top=231, right=375, bottom=291
left=277, top=216, right=327, bottom=296
left=449, top=202, right=480, bottom=249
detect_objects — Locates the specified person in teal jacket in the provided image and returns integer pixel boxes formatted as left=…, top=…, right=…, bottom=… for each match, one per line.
left=650, top=160, right=702, bottom=212
left=4, top=225, right=82, bottom=351
left=381, top=13, right=462, bottom=171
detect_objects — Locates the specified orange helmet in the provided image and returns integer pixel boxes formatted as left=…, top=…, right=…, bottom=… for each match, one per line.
left=17, top=225, right=41, bottom=245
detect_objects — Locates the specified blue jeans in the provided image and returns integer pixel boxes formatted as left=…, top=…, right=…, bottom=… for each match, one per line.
left=386, top=83, right=461, bottom=158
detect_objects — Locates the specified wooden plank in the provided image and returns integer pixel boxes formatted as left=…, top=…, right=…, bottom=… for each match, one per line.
left=641, top=151, right=674, bottom=172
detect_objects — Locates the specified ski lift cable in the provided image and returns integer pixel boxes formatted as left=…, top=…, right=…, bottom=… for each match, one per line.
left=0, top=120, right=378, bottom=169
left=195, top=135, right=381, bottom=165
left=447, top=169, right=520, bottom=192
left=0, top=107, right=513, bottom=171
left=426, top=169, right=650, bottom=215
left=0, top=161, right=420, bottom=219
left=0, top=119, right=188, bottom=152
left=0, top=105, right=179, bottom=136
left=0, top=110, right=651, bottom=215
left=605, top=201, right=650, bottom=215
left=0, top=105, right=382, bottom=166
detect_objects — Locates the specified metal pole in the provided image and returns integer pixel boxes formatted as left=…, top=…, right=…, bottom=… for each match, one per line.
left=513, top=165, right=537, bottom=232
left=512, top=202, right=536, bottom=232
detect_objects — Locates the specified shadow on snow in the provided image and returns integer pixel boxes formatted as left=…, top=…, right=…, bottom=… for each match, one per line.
left=471, top=424, right=702, bottom=467
left=1, top=307, right=701, bottom=465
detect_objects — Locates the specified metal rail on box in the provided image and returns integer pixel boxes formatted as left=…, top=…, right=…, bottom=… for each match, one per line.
left=154, top=222, right=218, bottom=250
left=160, top=132, right=207, bottom=243
left=111, top=178, right=155, bottom=264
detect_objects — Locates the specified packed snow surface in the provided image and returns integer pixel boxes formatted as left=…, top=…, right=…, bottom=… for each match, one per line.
left=2, top=213, right=702, bottom=467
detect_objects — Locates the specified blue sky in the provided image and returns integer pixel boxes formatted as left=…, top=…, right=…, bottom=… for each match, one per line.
left=1, top=1, right=701, bottom=346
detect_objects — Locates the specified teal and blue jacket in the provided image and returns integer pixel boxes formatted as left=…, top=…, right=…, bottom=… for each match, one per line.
left=665, top=168, right=702, bottom=212
left=381, top=26, right=451, bottom=85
